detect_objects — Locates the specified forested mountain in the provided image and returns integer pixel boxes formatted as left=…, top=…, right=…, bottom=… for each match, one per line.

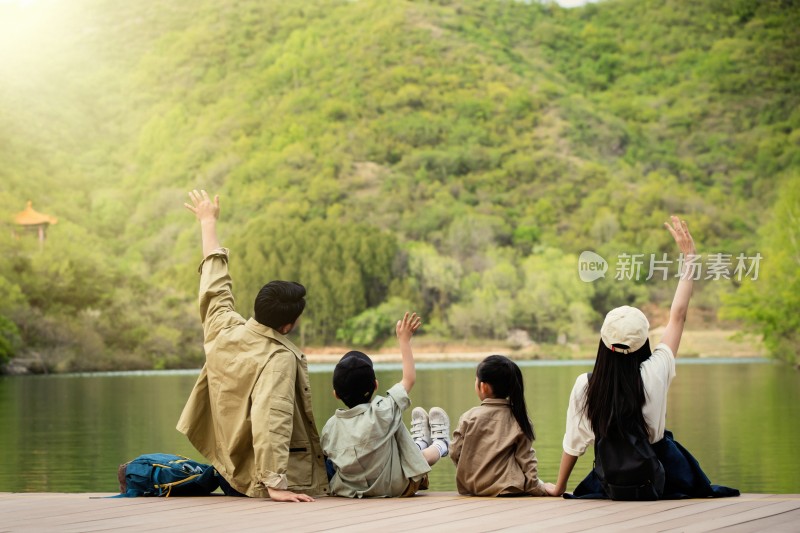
left=0, top=0, right=797, bottom=371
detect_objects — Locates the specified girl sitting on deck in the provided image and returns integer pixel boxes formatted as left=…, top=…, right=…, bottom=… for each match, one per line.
left=450, top=354, right=557, bottom=497
left=553, top=217, right=739, bottom=500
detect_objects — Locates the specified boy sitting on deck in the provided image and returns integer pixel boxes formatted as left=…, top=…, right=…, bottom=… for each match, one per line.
left=321, top=312, right=450, bottom=498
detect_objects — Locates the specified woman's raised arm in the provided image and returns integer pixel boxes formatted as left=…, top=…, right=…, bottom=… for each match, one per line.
left=660, top=216, right=696, bottom=357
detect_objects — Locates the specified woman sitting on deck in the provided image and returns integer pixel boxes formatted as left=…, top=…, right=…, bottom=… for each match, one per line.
left=553, top=217, right=739, bottom=500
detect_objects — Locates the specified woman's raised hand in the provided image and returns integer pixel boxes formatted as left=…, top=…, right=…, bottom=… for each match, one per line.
left=664, top=215, right=695, bottom=257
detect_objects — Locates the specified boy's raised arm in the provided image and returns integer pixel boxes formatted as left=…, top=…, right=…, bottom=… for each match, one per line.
left=396, top=312, right=422, bottom=393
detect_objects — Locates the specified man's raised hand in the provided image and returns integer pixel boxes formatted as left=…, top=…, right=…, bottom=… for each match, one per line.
left=184, top=189, right=220, bottom=222
left=185, top=189, right=222, bottom=256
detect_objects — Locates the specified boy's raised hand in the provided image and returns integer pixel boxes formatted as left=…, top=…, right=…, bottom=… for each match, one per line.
left=397, top=312, right=421, bottom=393
left=396, top=312, right=422, bottom=343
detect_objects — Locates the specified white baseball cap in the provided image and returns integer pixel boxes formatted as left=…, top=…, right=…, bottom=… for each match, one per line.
left=600, top=306, right=650, bottom=354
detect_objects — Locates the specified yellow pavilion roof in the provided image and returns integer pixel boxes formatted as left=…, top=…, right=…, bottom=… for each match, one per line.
left=14, top=201, right=58, bottom=226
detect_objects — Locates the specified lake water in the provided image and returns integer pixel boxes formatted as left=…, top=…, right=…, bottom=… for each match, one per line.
left=1, top=359, right=798, bottom=494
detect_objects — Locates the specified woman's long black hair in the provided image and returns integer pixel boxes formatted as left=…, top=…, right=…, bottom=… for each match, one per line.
left=583, top=339, right=652, bottom=439
left=477, top=355, right=534, bottom=441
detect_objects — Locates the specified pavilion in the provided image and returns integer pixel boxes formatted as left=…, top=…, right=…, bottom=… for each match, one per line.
left=13, top=201, right=58, bottom=246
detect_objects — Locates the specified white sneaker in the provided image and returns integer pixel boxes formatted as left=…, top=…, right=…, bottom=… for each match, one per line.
left=428, top=407, right=450, bottom=457
left=411, top=407, right=431, bottom=449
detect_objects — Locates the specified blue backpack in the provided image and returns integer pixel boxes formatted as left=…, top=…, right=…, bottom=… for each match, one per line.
left=117, top=453, right=220, bottom=497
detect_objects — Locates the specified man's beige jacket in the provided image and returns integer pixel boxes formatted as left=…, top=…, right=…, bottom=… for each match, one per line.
left=177, top=249, right=328, bottom=497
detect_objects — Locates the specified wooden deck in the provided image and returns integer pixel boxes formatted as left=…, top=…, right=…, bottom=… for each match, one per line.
left=1, top=492, right=798, bottom=532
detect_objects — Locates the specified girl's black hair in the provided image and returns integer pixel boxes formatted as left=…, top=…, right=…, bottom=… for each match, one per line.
left=477, top=355, right=534, bottom=441
left=583, top=339, right=652, bottom=439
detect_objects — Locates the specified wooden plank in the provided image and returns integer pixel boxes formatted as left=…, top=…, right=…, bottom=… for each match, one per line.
left=557, top=500, right=697, bottom=532
left=366, top=497, right=554, bottom=531
left=505, top=499, right=652, bottom=530
left=1, top=493, right=798, bottom=533
left=581, top=495, right=778, bottom=532
left=393, top=498, right=620, bottom=532
left=625, top=495, right=786, bottom=531
left=720, top=508, right=800, bottom=533
left=58, top=498, right=251, bottom=532
left=293, top=493, right=485, bottom=532
left=237, top=494, right=474, bottom=533
left=664, top=500, right=800, bottom=533
left=466, top=498, right=618, bottom=526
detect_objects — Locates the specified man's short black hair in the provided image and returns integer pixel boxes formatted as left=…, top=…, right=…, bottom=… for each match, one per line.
left=333, top=351, right=377, bottom=408
left=253, top=281, right=306, bottom=330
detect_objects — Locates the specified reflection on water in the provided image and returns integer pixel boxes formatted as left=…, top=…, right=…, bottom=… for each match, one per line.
left=0, top=360, right=797, bottom=493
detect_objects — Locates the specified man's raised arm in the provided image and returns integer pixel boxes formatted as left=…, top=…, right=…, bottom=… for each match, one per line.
left=185, top=189, right=238, bottom=336
left=185, top=189, right=221, bottom=257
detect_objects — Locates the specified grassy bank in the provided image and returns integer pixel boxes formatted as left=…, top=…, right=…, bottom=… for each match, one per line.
left=305, top=329, right=766, bottom=364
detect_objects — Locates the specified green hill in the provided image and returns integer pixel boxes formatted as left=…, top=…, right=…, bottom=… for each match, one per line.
left=0, top=0, right=797, bottom=371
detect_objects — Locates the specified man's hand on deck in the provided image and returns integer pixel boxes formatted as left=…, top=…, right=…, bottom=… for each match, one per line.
left=185, top=189, right=220, bottom=222
left=267, top=487, right=315, bottom=502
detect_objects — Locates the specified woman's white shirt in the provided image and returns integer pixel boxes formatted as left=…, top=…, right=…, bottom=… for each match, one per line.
left=562, top=343, right=676, bottom=456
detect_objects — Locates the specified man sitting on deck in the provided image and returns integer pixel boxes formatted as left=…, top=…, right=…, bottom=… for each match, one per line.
left=177, top=189, right=328, bottom=502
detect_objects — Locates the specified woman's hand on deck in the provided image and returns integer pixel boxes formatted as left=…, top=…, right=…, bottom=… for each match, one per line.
left=544, top=482, right=561, bottom=497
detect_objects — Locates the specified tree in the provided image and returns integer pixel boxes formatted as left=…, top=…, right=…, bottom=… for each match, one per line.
left=513, top=249, right=597, bottom=344
left=0, top=316, right=20, bottom=365
left=336, top=297, right=416, bottom=347
left=722, top=177, right=800, bottom=365
left=231, top=216, right=397, bottom=344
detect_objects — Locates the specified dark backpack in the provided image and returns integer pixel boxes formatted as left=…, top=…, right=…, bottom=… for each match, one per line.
left=594, top=424, right=665, bottom=501
left=117, top=453, right=220, bottom=497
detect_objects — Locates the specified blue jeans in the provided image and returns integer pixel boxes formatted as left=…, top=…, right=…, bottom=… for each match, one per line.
left=566, top=430, right=739, bottom=500
left=325, top=458, right=335, bottom=481
left=216, top=471, right=247, bottom=497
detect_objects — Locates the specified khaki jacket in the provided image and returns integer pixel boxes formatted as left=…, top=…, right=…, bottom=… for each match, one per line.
left=450, top=399, right=547, bottom=497
left=176, top=249, right=328, bottom=498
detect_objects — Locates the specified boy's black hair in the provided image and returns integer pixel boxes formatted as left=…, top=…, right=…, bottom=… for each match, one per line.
left=477, top=355, right=535, bottom=441
left=253, top=281, right=306, bottom=330
left=333, top=351, right=377, bottom=408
